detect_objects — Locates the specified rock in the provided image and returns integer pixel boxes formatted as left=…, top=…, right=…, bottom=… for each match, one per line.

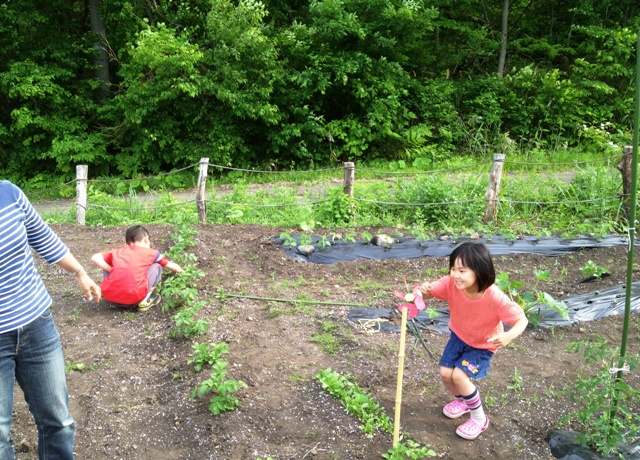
left=297, top=244, right=315, bottom=255
left=372, top=234, right=394, bottom=247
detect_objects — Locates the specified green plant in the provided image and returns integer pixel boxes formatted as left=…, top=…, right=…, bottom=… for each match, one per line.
left=483, top=384, right=498, bottom=408
left=189, top=342, right=248, bottom=415
left=383, top=439, right=436, bottom=459
left=315, top=368, right=393, bottom=436
left=171, top=301, right=208, bottom=338
left=65, top=360, right=86, bottom=373
left=580, top=260, right=609, bottom=280
left=496, top=270, right=569, bottom=326
left=344, top=231, right=357, bottom=243
left=506, top=367, right=523, bottom=394
left=317, top=234, right=331, bottom=249
left=360, top=231, right=373, bottom=243
left=279, top=232, right=297, bottom=248
left=559, top=336, right=640, bottom=457
left=311, top=321, right=342, bottom=355
left=164, top=215, right=199, bottom=262
left=159, top=264, right=205, bottom=311
left=299, top=234, right=313, bottom=246
left=189, top=342, right=222, bottom=371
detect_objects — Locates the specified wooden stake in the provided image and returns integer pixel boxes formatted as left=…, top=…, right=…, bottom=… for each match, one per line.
left=393, top=306, right=408, bottom=447
left=76, top=165, right=88, bottom=226
left=343, top=162, right=355, bottom=197
left=483, top=153, right=505, bottom=224
left=197, top=157, right=209, bottom=224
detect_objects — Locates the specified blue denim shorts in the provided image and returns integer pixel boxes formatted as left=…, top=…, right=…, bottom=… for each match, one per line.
left=439, top=331, right=494, bottom=380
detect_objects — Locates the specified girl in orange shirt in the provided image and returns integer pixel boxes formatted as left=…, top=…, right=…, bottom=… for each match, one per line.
left=420, top=242, right=528, bottom=440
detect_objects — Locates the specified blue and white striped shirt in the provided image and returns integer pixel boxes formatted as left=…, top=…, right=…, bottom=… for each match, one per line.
left=0, top=180, right=69, bottom=333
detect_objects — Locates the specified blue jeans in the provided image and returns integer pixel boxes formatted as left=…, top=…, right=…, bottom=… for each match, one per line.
left=0, top=310, right=74, bottom=460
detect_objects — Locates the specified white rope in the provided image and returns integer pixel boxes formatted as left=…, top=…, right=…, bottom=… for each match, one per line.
left=609, top=365, right=630, bottom=374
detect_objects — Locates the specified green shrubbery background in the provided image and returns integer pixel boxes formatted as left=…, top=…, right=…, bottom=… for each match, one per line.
left=1, top=0, right=635, bottom=185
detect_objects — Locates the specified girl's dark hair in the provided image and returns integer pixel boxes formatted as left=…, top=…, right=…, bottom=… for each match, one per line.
left=125, top=225, right=150, bottom=245
left=448, top=242, right=495, bottom=292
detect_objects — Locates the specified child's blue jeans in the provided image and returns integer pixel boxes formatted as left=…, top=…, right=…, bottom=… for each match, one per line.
left=0, top=310, right=74, bottom=460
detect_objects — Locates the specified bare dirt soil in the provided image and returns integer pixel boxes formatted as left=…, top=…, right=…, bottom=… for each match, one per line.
left=10, top=224, right=640, bottom=460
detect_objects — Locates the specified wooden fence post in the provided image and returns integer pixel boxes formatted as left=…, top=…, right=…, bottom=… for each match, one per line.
left=483, top=154, right=506, bottom=224
left=76, top=165, right=88, bottom=226
left=343, top=162, right=355, bottom=197
left=197, top=157, right=210, bottom=224
left=617, top=146, right=633, bottom=219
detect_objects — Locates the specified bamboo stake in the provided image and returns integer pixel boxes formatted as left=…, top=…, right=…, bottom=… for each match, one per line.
left=393, top=306, right=408, bottom=447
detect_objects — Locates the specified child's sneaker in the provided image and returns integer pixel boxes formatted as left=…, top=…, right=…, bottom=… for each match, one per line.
left=138, top=293, right=161, bottom=311
left=443, top=399, right=470, bottom=419
left=456, top=416, right=489, bottom=440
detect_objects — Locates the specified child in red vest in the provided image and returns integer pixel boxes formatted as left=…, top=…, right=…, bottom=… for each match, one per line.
left=91, top=225, right=183, bottom=311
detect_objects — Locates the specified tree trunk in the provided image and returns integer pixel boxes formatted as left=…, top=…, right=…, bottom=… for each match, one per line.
left=498, top=0, right=509, bottom=78
left=89, top=0, right=110, bottom=99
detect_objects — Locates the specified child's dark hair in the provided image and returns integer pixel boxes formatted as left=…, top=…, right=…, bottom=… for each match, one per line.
left=125, top=225, right=150, bottom=245
left=448, top=242, right=495, bottom=292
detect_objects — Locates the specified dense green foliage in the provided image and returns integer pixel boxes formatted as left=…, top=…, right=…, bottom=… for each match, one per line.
left=1, top=0, right=637, bottom=183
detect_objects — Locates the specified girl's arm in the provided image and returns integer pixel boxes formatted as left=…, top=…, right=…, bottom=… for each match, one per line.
left=487, top=315, right=528, bottom=349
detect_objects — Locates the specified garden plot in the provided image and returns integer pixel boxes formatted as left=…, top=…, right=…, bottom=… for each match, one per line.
left=10, top=224, right=640, bottom=460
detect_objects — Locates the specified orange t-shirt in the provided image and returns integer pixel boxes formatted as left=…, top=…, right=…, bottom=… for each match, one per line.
left=430, top=276, right=525, bottom=352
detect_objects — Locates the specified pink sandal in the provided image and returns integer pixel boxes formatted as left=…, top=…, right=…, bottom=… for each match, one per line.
left=442, top=399, right=470, bottom=419
left=456, top=417, right=489, bottom=440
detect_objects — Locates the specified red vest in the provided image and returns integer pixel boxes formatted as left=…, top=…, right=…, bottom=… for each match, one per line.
left=101, top=245, right=166, bottom=304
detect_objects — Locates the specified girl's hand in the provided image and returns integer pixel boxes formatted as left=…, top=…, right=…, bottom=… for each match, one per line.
left=418, top=282, right=433, bottom=298
left=487, top=333, right=511, bottom=349
left=489, top=316, right=528, bottom=349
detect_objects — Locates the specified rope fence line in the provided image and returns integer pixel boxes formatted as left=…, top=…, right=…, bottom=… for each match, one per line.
left=208, top=164, right=343, bottom=174
left=86, top=199, right=199, bottom=211
left=84, top=197, right=332, bottom=211
left=504, top=155, right=619, bottom=166
left=500, top=196, right=621, bottom=205
left=59, top=149, right=631, bottom=225
left=87, top=163, right=200, bottom=183
left=356, top=163, right=490, bottom=175
left=26, top=154, right=615, bottom=196
left=28, top=179, right=76, bottom=197
left=352, top=195, right=620, bottom=207
left=202, top=198, right=333, bottom=207
left=353, top=197, right=482, bottom=206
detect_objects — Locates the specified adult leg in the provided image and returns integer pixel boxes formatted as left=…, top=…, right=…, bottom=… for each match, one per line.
left=14, top=311, right=75, bottom=460
left=0, top=330, right=17, bottom=460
